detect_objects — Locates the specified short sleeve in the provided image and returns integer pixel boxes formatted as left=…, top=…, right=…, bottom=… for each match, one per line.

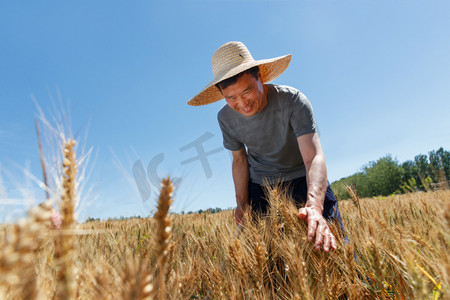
left=217, top=114, right=244, bottom=151
left=289, top=91, right=317, bottom=137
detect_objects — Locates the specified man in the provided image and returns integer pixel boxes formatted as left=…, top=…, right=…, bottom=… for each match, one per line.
left=188, top=41, right=343, bottom=253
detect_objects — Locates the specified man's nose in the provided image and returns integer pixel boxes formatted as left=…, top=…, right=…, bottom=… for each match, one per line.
left=238, top=97, right=249, bottom=107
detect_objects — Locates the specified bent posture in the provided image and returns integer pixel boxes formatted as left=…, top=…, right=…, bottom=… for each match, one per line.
left=188, top=41, right=344, bottom=253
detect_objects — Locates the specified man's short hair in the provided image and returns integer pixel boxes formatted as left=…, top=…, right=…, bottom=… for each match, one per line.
left=215, top=66, right=260, bottom=92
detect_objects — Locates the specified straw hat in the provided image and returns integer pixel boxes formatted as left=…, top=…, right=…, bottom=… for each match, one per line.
left=187, top=41, right=292, bottom=106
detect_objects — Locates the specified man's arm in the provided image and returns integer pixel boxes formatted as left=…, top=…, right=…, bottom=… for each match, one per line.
left=297, top=132, right=336, bottom=252
left=231, top=147, right=250, bottom=225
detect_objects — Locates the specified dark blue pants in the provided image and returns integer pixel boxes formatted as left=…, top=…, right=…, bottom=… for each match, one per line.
left=249, top=176, right=345, bottom=231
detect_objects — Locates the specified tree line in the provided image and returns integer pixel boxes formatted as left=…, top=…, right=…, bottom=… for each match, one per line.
left=331, top=147, right=449, bottom=200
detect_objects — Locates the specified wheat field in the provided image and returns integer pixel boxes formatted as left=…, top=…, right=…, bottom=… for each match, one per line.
left=1, top=169, right=449, bottom=299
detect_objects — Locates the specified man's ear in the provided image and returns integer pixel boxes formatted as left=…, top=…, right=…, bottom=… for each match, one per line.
left=257, top=71, right=263, bottom=83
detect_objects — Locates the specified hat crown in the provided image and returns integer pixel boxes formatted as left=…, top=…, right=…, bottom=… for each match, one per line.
left=187, top=41, right=291, bottom=106
left=211, top=41, right=254, bottom=78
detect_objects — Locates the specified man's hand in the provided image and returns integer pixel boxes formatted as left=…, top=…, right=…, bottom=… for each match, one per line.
left=235, top=205, right=245, bottom=225
left=231, top=148, right=250, bottom=226
left=298, top=206, right=336, bottom=252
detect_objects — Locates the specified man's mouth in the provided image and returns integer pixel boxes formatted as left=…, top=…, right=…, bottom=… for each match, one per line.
left=241, top=104, right=253, bottom=113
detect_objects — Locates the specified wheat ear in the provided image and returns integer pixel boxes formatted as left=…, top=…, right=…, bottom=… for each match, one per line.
left=0, top=202, right=52, bottom=299
left=55, top=139, right=77, bottom=300
left=154, top=176, right=173, bottom=300
left=346, top=185, right=364, bottom=228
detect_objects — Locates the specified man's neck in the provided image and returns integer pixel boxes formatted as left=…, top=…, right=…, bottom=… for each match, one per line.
left=261, top=84, right=269, bottom=111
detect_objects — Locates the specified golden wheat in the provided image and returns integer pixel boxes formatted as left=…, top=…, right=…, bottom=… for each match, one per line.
left=54, top=139, right=78, bottom=300
left=0, top=201, right=52, bottom=299
left=154, top=176, right=174, bottom=300
left=1, top=176, right=449, bottom=299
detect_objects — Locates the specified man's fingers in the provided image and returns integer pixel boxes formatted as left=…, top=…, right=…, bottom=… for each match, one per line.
left=235, top=207, right=245, bottom=225
left=307, top=217, right=318, bottom=242
left=322, top=228, right=331, bottom=252
left=299, top=207, right=336, bottom=253
left=298, top=207, right=307, bottom=220
left=314, top=232, right=323, bottom=251
left=330, top=233, right=337, bottom=251
left=314, top=222, right=327, bottom=250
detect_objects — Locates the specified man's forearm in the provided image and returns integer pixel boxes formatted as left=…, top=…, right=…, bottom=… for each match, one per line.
left=232, top=154, right=250, bottom=223
left=297, top=133, right=335, bottom=252
left=233, top=157, right=249, bottom=206
left=304, top=153, right=328, bottom=213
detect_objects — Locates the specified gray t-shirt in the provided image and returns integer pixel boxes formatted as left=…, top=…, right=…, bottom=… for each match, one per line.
left=217, top=84, right=316, bottom=185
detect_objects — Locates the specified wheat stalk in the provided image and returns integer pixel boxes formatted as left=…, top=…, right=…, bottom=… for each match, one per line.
left=35, top=118, right=50, bottom=201
left=346, top=185, right=364, bottom=229
left=154, top=176, right=173, bottom=300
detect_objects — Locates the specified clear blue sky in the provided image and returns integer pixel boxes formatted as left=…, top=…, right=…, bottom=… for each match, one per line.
left=1, top=1, right=449, bottom=222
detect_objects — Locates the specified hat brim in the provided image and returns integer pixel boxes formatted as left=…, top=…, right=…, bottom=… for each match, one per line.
left=187, top=54, right=292, bottom=106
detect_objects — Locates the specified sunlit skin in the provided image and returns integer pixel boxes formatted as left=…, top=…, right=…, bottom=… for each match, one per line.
left=221, top=72, right=268, bottom=117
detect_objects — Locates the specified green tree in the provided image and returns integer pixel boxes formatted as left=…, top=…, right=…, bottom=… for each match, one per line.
left=331, top=171, right=369, bottom=200
left=414, top=154, right=430, bottom=177
left=331, top=147, right=449, bottom=198
left=401, top=160, right=416, bottom=182
left=401, top=160, right=420, bottom=190
left=428, top=147, right=450, bottom=182
left=364, top=155, right=404, bottom=196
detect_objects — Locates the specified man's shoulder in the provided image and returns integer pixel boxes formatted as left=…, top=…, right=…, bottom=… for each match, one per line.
left=269, top=84, right=307, bottom=103
left=217, top=103, right=236, bottom=123
left=270, top=84, right=300, bottom=94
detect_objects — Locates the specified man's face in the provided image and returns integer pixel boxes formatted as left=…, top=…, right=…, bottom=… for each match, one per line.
left=222, top=72, right=268, bottom=117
